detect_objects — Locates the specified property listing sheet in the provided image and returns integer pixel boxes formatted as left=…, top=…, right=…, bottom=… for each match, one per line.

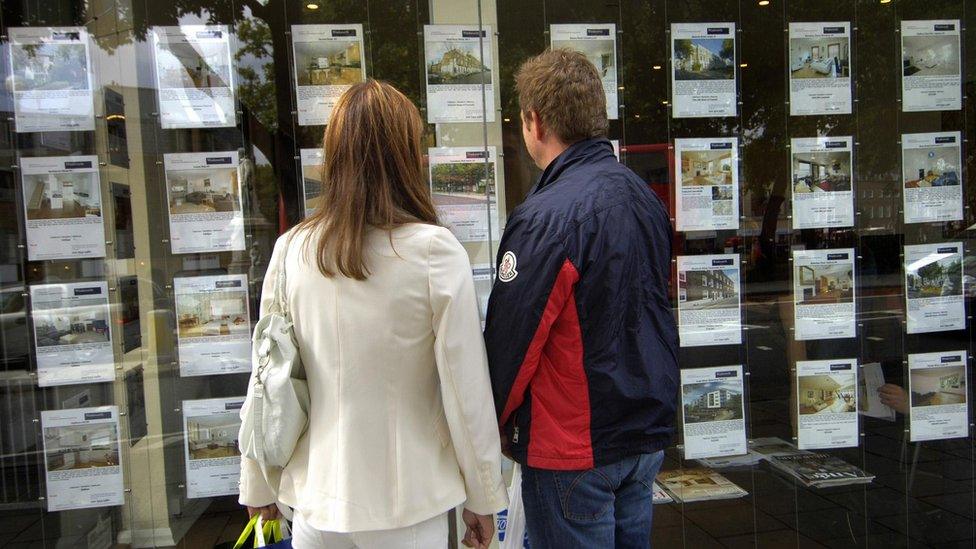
left=152, top=25, right=236, bottom=129
left=680, top=365, right=747, bottom=460
left=904, top=242, right=965, bottom=334
left=796, top=359, right=859, bottom=450
left=9, top=27, right=95, bottom=132
left=175, top=274, right=251, bottom=377
left=671, top=23, right=737, bottom=118
left=788, top=22, right=852, bottom=116
left=908, top=350, right=969, bottom=442
left=300, top=148, right=324, bottom=218
left=31, top=281, right=114, bottom=387
left=428, top=147, right=500, bottom=243
left=164, top=151, right=245, bottom=254
left=550, top=24, right=618, bottom=120
left=677, top=254, right=741, bottom=347
left=675, top=137, right=739, bottom=231
left=291, top=24, right=365, bottom=126
left=901, top=20, right=961, bottom=112
left=793, top=248, right=856, bottom=340
left=902, top=131, right=962, bottom=224
left=790, top=137, right=854, bottom=229
left=41, top=406, right=123, bottom=511
left=472, top=263, right=494, bottom=326
left=183, top=397, right=245, bottom=498
left=424, top=25, right=495, bottom=123
left=21, top=155, right=105, bottom=261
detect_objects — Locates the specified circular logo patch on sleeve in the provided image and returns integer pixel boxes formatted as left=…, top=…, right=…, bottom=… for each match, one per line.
left=498, top=251, right=519, bottom=282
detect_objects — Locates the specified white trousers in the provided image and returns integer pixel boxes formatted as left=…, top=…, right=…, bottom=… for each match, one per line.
left=292, top=512, right=449, bottom=549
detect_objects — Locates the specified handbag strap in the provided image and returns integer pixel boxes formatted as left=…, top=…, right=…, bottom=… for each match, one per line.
left=271, top=231, right=295, bottom=317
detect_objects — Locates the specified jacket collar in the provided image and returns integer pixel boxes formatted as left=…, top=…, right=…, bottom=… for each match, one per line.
left=530, top=137, right=615, bottom=196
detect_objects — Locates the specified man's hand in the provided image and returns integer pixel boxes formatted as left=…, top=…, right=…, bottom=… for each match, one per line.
left=878, top=383, right=909, bottom=414
left=461, top=508, right=495, bottom=549
left=246, top=504, right=280, bottom=521
left=500, top=433, right=513, bottom=460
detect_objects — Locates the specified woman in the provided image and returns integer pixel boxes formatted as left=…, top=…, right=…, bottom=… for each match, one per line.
left=238, top=80, right=507, bottom=549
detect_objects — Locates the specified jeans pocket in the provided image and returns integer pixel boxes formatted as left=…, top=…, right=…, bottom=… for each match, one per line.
left=553, top=469, right=614, bottom=523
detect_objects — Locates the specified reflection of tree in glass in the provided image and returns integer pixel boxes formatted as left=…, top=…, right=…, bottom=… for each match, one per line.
left=234, top=17, right=276, bottom=132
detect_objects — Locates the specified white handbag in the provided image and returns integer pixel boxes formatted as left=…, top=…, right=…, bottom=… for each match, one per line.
left=239, top=234, right=310, bottom=475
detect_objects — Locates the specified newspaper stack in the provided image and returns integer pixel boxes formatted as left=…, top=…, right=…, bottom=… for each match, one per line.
left=657, top=468, right=748, bottom=503
left=768, top=453, right=874, bottom=488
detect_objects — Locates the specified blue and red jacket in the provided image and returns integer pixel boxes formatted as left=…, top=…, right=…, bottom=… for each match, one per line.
left=484, top=137, right=678, bottom=470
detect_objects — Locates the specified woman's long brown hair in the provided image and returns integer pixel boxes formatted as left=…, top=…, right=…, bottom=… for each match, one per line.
left=296, top=80, right=438, bottom=280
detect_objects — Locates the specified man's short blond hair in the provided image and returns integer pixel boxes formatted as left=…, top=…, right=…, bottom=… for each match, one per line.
left=514, top=48, right=609, bottom=143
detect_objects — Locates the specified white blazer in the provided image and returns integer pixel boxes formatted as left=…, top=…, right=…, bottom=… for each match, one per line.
left=238, top=223, right=508, bottom=532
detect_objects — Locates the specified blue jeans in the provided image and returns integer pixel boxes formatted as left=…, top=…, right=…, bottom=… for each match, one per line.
left=521, top=451, right=665, bottom=549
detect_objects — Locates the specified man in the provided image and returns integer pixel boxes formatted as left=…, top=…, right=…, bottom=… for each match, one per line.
left=484, top=49, right=678, bottom=548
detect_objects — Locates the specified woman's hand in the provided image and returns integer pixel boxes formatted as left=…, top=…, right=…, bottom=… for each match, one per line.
left=247, top=504, right=280, bottom=521
left=461, top=509, right=494, bottom=549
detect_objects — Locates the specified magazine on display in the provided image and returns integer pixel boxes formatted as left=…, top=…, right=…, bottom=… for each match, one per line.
left=182, top=397, right=245, bottom=498
left=858, top=363, right=896, bottom=421
left=300, top=148, right=324, bottom=218
left=677, top=254, right=741, bottom=346
left=905, top=242, right=965, bottom=334
left=652, top=482, right=673, bottom=504
left=164, top=151, right=245, bottom=254
left=749, top=437, right=809, bottom=460
left=550, top=24, right=618, bottom=120
left=9, top=27, right=95, bottom=132
left=41, top=406, right=123, bottom=511
left=151, top=25, right=236, bottom=129
left=671, top=23, right=737, bottom=118
left=790, top=137, right=854, bottom=230
left=902, top=131, right=962, bottom=224
left=428, top=147, right=500, bottom=243
left=657, top=468, right=748, bottom=503
left=174, top=274, right=251, bottom=377
left=424, top=25, right=495, bottom=123
left=680, top=365, right=747, bottom=460
left=769, top=452, right=874, bottom=488
left=792, top=248, right=856, bottom=340
left=788, top=23, right=852, bottom=116
left=693, top=437, right=802, bottom=469
left=695, top=452, right=764, bottom=469
left=674, top=137, right=739, bottom=232
left=901, top=20, right=961, bottom=112
left=291, top=24, right=365, bottom=126
left=30, top=281, right=114, bottom=387
left=796, top=358, right=859, bottom=450
left=701, top=437, right=809, bottom=468
left=908, top=350, right=969, bottom=442
left=20, top=155, right=105, bottom=261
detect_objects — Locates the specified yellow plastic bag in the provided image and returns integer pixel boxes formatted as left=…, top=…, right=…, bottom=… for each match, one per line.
left=230, top=514, right=290, bottom=549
